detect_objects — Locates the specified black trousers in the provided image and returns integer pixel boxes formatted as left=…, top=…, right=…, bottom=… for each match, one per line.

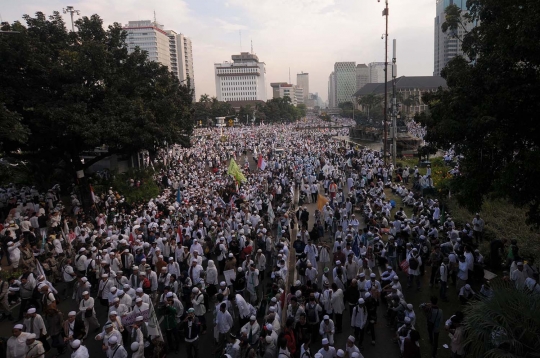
left=354, top=327, right=365, bottom=346
left=19, top=298, right=31, bottom=320
left=166, top=327, right=180, bottom=351
left=335, top=313, right=343, bottom=332
left=427, top=323, right=440, bottom=358
left=186, top=339, right=200, bottom=358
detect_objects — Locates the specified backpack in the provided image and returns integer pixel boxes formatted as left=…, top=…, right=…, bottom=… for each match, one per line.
left=306, top=303, right=318, bottom=324
left=409, top=255, right=419, bottom=270
left=298, top=260, right=307, bottom=276
left=214, top=243, right=222, bottom=257
left=142, top=277, right=151, bottom=289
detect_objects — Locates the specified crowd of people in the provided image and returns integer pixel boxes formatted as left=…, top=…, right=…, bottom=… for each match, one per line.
left=0, top=117, right=538, bottom=358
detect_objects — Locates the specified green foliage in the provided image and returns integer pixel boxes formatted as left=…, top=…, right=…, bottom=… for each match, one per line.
left=296, top=103, right=307, bottom=118
left=418, top=0, right=540, bottom=226
left=193, top=95, right=234, bottom=126
left=0, top=12, right=194, bottom=176
left=441, top=4, right=471, bottom=39
left=357, top=94, right=383, bottom=120
left=448, top=198, right=540, bottom=261
left=93, top=169, right=160, bottom=205
left=256, top=97, right=302, bottom=123
left=463, top=286, right=540, bottom=358
left=339, top=101, right=354, bottom=119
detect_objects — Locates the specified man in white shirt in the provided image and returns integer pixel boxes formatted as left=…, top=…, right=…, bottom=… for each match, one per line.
left=215, top=302, right=233, bottom=354
left=317, top=338, right=337, bottom=358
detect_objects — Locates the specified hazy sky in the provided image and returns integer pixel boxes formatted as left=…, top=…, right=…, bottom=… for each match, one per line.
left=2, top=0, right=435, bottom=102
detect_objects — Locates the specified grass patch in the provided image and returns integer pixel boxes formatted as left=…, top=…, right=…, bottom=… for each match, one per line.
left=92, top=168, right=161, bottom=206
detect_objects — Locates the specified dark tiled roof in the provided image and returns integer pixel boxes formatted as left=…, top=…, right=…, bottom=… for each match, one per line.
left=353, top=76, right=447, bottom=96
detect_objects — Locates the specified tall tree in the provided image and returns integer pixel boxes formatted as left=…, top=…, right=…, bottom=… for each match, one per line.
left=0, top=12, right=194, bottom=178
left=418, top=0, right=540, bottom=226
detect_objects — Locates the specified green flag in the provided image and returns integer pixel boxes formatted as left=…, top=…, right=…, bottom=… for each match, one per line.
left=227, top=158, right=246, bottom=183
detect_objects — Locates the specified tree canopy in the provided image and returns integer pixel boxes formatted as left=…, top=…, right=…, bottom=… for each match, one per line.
left=417, top=0, right=540, bottom=226
left=0, top=11, right=194, bottom=178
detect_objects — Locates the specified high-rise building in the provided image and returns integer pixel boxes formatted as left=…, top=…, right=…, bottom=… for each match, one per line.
left=334, top=62, right=356, bottom=106
left=166, top=30, right=195, bottom=98
left=215, top=52, right=267, bottom=102
left=270, top=83, right=303, bottom=105
left=296, top=72, right=309, bottom=104
left=356, top=64, right=369, bottom=91
left=368, top=62, right=397, bottom=84
left=328, top=72, right=336, bottom=108
left=125, top=20, right=196, bottom=98
left=125, top=20, right=171, bottom=68
left=295, top=86, right=305, bottom=105
left=434, top=0, right=473, bottom=76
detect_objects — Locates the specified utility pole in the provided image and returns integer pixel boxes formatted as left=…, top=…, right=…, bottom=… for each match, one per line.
left=63, top=6, right=80, bottom=32
left=381, top=0, right=389, bottom=165
left=392, top=39, right=397, bottom=166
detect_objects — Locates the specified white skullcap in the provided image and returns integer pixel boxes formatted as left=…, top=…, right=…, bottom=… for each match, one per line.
left=68, top=311, right=77, bottom=316
left=27, top=308, right=36, bottom=314
left=337, top=350, right=345, bottom=357
left=71, top=339, right=81, bottom=348
left=131, top=342, right=140, bottom=351
left=14, top=324, right=23, bottom=330
left=108, top=336, right=118, bottom=344
left=322, top=338, right=329, bottom=345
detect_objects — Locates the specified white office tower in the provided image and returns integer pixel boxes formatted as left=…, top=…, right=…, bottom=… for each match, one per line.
left=214, top=52, right=267, bottom=102
left=296, top=72, right=309, bottom=104
left=328, top=71, right=336, bottom=108
left=125, top=20, right=196, bottom=98
left=334, top=62, right=357, bottom=106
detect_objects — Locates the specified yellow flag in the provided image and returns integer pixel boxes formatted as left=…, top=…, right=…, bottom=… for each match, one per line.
left=317, top=194, right=329, bottom=211
left=227, top=158, right=247, bottom=183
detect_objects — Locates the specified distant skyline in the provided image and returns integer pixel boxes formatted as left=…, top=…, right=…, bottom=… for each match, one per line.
left=1, top=0, right=435, bottom=102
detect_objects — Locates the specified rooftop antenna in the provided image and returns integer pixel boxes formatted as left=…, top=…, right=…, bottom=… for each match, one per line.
left=153, top=10, right=156, bottom=25
left=239, top=30, right=242, bottom=52
left=289, top=67, right=291, bottom=84
left=251, top=39, right=253, bottom=54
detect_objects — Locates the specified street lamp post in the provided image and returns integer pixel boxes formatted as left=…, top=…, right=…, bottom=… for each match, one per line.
left=63, top=6, right=80, bottom=32
left=380, top=0, right=389, bottom=165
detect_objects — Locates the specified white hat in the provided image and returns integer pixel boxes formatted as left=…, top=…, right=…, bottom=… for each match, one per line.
left=108, top=336, right=118, bottom=344
left=336, top=260, right=341, bottom=265
left=269, top=306, right=276, bottom=312
left=71, top=339, right=81, bottom=348
left=407, top=303, right=413, bottom=310
left=337, top=350, right=345, bottom=357
left=266, top=324, right=273, bottom=331
left=370, top=273, right=376, bottom=278
left=136, top=288, right=143, bottom=293
left=25, top=333, right=36, bottom=340
left=250, top=315, right=256, bottom=321
left=358, top=298, right=365, bottom=304
left=347, top=335, right=355, bottom=342
left=220, top=281, right=226, bottom=286
left=135, top=297, right=142, bottom=302
left=265, top=336, right=273, bottom=343
left=68, top=311, right=77, bottom=316
left=322, top=338, right=329, bottom=345
left=110, top=311, right=118, bottom=315
left=166, top=292, right=173, bottom=298
left=404, top=317, right=411, bottom=323
left=14, top=324, right=24, bottom=330
left=27, top=308, right=36, bottom=314
left=136, top=316, right=144, bottom=322
left=131, top=342, right=140, bottom=351
left=110, top=286, right=117, bottom=292
left=359, top=273, right=365, bottom=278
left=82, top=291, right=89, bottom=296
left=365, top=292, right=371, bottom=298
